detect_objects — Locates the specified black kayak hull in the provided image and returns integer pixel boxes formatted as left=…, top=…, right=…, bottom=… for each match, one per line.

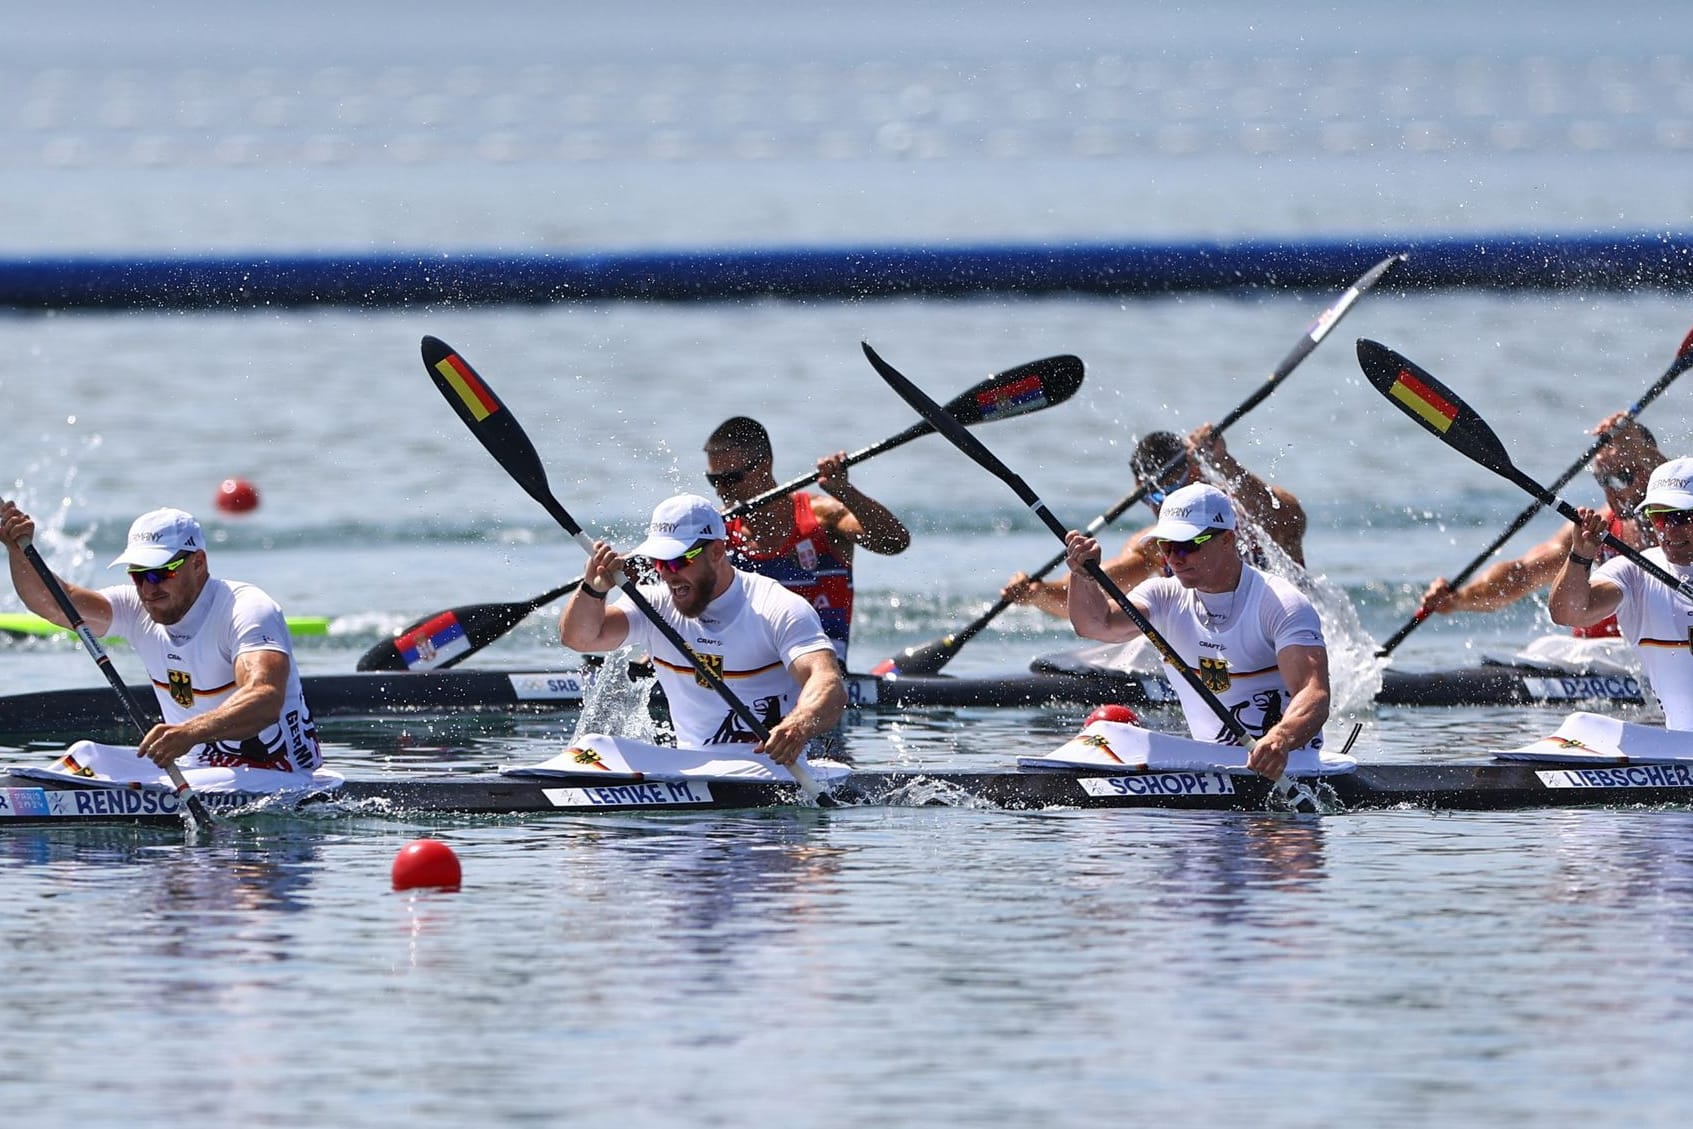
left=4, top=759, right=1691, bottom=826
left=0, top=663, right=1645, bottom=737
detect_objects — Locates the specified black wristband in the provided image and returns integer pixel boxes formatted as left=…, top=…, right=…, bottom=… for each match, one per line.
left=579, top=582, right=608, bottom=599
left=1568, top=552, right=1595, bottom=569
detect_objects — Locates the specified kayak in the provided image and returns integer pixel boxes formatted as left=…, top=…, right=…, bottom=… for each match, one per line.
left=5, top=712, right=1690, bottom=827
left=0, top=658, right=1648, bottom=738
left=1030, top=638, right=1647, bottom=708
left=0, top=666, right=1182, bottom=736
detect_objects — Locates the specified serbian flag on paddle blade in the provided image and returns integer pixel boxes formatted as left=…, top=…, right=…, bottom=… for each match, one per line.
left=1386, top=366, right=1460, bottom=434
left=395, top=611, right=471, bottom=671
left=974, top=374, right=1045, bottom=421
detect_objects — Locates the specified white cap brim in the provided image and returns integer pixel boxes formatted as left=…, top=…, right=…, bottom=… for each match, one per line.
left=108, top=545, right=179, bottom=569
left=1149, top=516, right=1216, bottom=542
left=1645, top=489, right=1693, bottom=512
left=633, top=533, right=695, bottom=560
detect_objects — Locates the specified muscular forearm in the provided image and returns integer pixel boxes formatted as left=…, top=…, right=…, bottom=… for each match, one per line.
left=173, top=682, right=287, bottom=745
left=788, top=668, right=847, bottom=740
left=1264, top=684, right=1330, bottom=756
left=1067, top=570, right=1139, bottom=642
left=1547, top=563, right=1617, bottom=626
left=827, top=485, right=911, bottom=555
left=8, top=550, right=111, bottom=633
left=1021, top=575, right=1072, bottom=619
left=558, top=584, right=629, bottom=653
left=760, top=657, right=847, bottom=764
left=1453, top=558, right=1543, bottom=611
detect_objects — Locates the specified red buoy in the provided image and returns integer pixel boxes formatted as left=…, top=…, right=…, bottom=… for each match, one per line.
left=391, top=838, right=462, bottom=891
left=216, top=477, right=260, bottom=513
left=1085, top=703, right=1140, bottom=727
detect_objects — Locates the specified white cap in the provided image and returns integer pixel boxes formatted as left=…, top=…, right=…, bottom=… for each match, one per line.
left=1643, top=457, right=1693, bottom=512
left=1149, top=483, right=1236, bottom=541
left=108, top=507, right=205, bottom=568
left=632, top=493, right=726, bottom=560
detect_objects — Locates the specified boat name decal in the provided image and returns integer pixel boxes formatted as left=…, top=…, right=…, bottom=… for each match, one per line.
left=1537, top=764, right=1693, bottom=790
left=1076, top=772, right=1238, bottom=798
left=1521, top=675, right=1643, bottom=701
left=0, top=786, right=270, bottom=819
left=543, top=781, right=714, bottom=807
left=843, top=676, right=879, bottom=707
left=508, top=674, right=587, bottom=700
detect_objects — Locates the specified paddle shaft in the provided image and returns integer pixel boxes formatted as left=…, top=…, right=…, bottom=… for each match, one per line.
left=864, top=343, right=1321, bottom=811
left=421, top=336, right=829, bottom=803
left=1375, top=324, right=1693, bottom=657
left=1360, top=338, right=1693, bottom=611
left=1500, top=462, right=1693, bottom=602
left=14, top=535, right=214, bottom=829
left=362, top=352, right=1082, bottom=672
left=881, top=253, right=1404, bottom=676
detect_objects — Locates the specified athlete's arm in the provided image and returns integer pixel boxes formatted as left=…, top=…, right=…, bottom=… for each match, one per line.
left=757, top=648, right=847, bottom=765
left=1, top=502, right=114, bottom=634
left=1247, top=644, right=1331, bottom=781
left=1547, top=508, right=1624, bottom=628
left=814, top=452, right=911, bottom=556
left=135, top=648, right=290, bottom=767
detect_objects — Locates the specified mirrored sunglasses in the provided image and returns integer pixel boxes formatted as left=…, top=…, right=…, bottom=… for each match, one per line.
left=705, top=465, right=756, bottom=489
left=127, top=556, right=190, bottom=585
left=1646, top=507, right=1693, bottom=529
left=1154, top=531, right=1216, bottom=557
left=654, top=542, right=711, bottom=573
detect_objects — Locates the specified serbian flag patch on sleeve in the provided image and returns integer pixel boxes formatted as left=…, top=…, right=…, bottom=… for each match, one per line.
left=395, top=611, right=471, bottom=670
left=1387, top=366, right=1460, bottom=433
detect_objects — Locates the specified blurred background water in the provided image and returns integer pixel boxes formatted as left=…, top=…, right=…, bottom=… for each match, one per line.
left=4, top=3, right=1693, bottom=1126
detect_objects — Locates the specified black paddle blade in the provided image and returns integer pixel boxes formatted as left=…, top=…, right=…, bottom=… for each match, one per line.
left=421, top=335, right=580, bottom=533
left=863, top=342, right=1053, bottom=522
left=1356, top=338, right=1519, bottom=479
left=944, top=355, right=1084, bottom=426
left=357, top=581, right=580, bottom=671
left=871, top=634, right=958, bottom=677
left=355, top=601, right=537, bottom=671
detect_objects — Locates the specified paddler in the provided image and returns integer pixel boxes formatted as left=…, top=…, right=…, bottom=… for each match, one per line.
left=1550, top=456, right=1693, bottom=728
left=0, top=502, right=322, bottom=784
left=1060, top=483, right=1330, bottom=781
left=559, top=493, right=847, bottom=766
left=1414, top=413, right=1665, bottom=656
left=703, top=415, right=910, bottom=667
left=1001, top=422, right=1307, bottom=619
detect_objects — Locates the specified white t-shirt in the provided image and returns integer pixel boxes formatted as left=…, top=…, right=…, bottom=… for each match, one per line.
left=1132, top=564, right=1327, bottom=751
left=102, top=577, right=321, bottom=772
left=1593, top=549, right=1693, bottom=729
left=613, top=569, right=836, bottom=749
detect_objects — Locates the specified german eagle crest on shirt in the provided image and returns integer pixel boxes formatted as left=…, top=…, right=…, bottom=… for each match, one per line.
left=1198, top=657, right=1231, bottom=694
left=167, top=669, right=195, bottom=708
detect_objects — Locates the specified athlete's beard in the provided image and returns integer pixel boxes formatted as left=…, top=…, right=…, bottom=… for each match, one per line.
left=664, top=564, right=718, bottom=618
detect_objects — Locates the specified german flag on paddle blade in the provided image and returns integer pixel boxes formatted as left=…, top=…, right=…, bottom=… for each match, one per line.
left=423, top=335, right=503, bottom=424
left=1355, top=338, right=1517, bottom=476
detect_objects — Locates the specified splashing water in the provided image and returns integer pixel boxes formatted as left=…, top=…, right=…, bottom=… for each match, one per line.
left=569, top=650, right=667, bottom=745
left=1250, top=530, right=1386, bottom=716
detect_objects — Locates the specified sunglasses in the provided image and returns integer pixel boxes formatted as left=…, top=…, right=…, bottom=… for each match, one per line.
left=127, top=555, right=190, bottom=585
left=1154, top=531, right=1217, bottom=557
left=705, top=464, right=757, bottom=489
left=654, top=541, right=711, bottom=573
left=1647, top=508, right=1693, bottom=529
left=1594, top=468, right=1637, bottom=491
